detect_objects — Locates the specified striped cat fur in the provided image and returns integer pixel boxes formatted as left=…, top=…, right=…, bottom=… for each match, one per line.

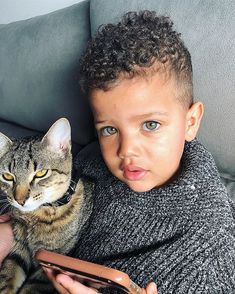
left=0, top=118, right=93, bottom=293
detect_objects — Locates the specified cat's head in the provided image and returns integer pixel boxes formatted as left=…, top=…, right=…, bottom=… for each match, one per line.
left=0, top=118, right=72, bottom=213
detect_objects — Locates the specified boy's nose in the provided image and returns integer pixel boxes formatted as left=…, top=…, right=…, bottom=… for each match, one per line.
left=118, top=135, right=139, bottom=159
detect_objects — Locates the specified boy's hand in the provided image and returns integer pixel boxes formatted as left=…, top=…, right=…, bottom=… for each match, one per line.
left=44, top=268, right=99, bottom=294
left=0, top=214, right=13, bottom=267
left=44, top=268, right=158, bottom=294
left=0, top=214, right=11, bottom=222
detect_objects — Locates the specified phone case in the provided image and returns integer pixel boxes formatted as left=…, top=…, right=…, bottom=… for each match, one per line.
left=35, top=249, right=144, bottom=294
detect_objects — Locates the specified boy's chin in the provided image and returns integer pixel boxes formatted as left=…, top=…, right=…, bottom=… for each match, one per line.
left=125, top=181, right=157, bottom=193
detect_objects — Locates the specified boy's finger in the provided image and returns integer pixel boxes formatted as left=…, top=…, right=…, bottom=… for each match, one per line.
left=0, top=222, right=14, bottom=267
left=146, top=281, right=158, bottom=294
left=0, top=214, right=11, bottom=222
left=56, top=274, right=99, bottom=294
left=43, top=268, right=69, bottom=294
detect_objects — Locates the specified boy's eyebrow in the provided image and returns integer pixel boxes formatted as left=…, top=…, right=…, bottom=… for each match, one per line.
left=132, top=111, right=169, bottom=120
left=95, top=111, right=169, bottom=124
left=95, top=119, right=109, bottom=124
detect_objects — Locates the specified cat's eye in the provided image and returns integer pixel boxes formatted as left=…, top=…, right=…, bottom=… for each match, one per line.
left=35, top=169, right=48, bottom=178
left=2, top=173, right=14, bottom=181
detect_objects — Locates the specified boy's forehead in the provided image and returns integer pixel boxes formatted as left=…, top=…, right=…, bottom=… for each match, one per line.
left=89, top=73, right=185, bottom=120
left=90, top=70, right=190, bottom=115
left=90, top=73, right=177, bottom=101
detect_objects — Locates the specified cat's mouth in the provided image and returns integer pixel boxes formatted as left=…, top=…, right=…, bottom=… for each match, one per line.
left=12, top=197, right=44, bottom=213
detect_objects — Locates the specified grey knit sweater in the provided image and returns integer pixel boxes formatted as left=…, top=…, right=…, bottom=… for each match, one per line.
left=74, top=139, right=235, bottom=293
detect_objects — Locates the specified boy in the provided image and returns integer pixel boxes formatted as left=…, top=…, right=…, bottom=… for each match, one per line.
left=1, top=10, right=234, bottom=294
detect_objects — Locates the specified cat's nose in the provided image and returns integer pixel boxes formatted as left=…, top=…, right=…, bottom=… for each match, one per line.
left=16, top=198, right=27, bottom=206
left=14, top=185, right=29, bottom=206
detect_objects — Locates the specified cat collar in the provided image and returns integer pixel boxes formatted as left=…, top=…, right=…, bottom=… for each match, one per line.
left=44, top=166, right=82, bottom=207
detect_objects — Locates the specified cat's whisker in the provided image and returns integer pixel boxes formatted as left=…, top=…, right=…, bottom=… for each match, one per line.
left=0, top=202, right=9, bottom=208
left=0, top=195, right=8, bottom=200
left=0, top=201, right=10, bottom=207
left=0, top=203, right=11, bottom=215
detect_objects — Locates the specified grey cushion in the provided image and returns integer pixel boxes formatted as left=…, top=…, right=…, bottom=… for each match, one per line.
left=0, top=0, right=94, bottom=146
left=220, top=173, right=235, bottom=201
left=0, top=119, right=41, bottom=139
left=90, top=0, right=235, bottom=198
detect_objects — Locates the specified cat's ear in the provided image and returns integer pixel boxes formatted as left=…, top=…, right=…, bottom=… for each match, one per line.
left=41, top=118, right=71, bottom=154
left=0, top=132, right=13, bottom=158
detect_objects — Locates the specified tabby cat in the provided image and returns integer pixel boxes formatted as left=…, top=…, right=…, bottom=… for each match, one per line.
left=0, top=118, right=93, bottom=294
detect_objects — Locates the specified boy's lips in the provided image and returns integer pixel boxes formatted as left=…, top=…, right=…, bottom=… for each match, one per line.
left=123, top=165, right=147, bottom=181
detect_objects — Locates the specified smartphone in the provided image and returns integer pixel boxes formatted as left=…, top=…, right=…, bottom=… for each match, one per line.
left=35, top=249, right=144, bottom=294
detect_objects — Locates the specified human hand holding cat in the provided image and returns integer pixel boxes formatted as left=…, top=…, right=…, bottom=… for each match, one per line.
left=0, top=215, right=13, bottom=267
left=44, top=267, right=158, bottom=294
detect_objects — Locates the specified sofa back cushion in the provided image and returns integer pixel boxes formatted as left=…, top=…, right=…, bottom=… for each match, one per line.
left=0, top=0, right=94, bottom=146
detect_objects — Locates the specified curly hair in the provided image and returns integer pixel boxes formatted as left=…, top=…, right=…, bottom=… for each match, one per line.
left=80, top=10, right=193, bottom=107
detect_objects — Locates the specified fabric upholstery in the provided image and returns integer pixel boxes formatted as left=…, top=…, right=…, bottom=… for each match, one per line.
left=0, top=0, right=94, bottom=146
left=0, top=119, right=41, bottom=139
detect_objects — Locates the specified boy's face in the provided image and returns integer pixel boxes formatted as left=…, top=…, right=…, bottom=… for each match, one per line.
left=90, top=73, right=202, bottom=192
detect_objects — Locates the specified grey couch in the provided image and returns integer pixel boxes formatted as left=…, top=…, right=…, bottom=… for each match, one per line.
left=0, top=0, right=234, bottom=199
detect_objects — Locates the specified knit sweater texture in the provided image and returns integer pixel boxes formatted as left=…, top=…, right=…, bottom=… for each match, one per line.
left=74, top=139, right=235, bottom=293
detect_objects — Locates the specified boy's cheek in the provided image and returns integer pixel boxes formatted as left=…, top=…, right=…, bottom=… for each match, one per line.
left=99, top=139, right=116, bottom=157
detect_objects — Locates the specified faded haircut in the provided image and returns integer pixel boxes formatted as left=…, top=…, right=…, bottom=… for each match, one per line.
left=80, top=10, right=193, bottom=108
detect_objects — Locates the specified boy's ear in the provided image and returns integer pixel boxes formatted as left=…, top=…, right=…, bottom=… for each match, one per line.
left=185, top=101, right=204, bottom=142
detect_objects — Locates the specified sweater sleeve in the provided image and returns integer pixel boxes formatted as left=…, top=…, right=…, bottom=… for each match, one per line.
left=187, top=240, right=235, bottom=293
left=163, top=223, right=235, bottom=294
left=173, top=195, right=235, bottom=293
left=153, top=201, right=235, bottom=294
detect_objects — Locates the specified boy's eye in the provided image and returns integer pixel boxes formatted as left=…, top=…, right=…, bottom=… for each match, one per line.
left=100, top=126, right=117, bottom=137
left=142, top=121, right=160, bottom=131
left=35, top=169, right=48, bottom=178
left=2, top=173, right=14, bottom=181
